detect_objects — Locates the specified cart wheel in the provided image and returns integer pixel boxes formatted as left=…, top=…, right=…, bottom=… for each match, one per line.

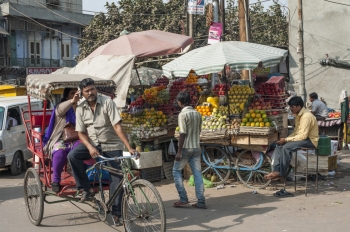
left=94, top=199, right=108, bottom=222
left=236, top=150, right=271, bottom=189
left=23, top=168, right=44, bottom=226
left=201, top=146, right=231, bottom=185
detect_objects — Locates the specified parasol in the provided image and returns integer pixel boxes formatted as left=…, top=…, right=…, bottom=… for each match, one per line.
left=130, top=67, right=163, bottom=87
left=162, top=41, right=288, bottom=77
left=86, top=30, right=193, bottom=59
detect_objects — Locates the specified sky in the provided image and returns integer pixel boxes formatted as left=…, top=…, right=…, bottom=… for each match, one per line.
left=83, top=0, right=288, bottom=14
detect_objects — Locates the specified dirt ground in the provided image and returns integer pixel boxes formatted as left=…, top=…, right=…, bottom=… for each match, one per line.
left=1, top=151, right=350, bottom=232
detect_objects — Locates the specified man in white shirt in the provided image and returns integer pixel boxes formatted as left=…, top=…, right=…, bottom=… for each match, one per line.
left=6, top=111, right=18, bottom=128
left=309, top=92, right=328, bottom=121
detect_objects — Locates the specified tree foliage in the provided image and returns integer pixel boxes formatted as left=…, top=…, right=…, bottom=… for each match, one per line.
left=78, top=0, right=288, bottom=64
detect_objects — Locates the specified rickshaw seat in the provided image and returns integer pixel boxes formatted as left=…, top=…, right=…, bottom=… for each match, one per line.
left=31, top=114, right=51, bottom=128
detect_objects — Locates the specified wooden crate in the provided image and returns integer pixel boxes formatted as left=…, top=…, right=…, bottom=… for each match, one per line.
left=239, top=126, right=276, bottom=135
left=232, top=134, right=250, bottom=145
left=250, top=133, right=278, bottom=145
left=328, top=155, right=338, bottom=170
left=183, top=163, right=192, bottom=179
left=305, top=155, right=328, bottom=175
left=282, top=113, right=288, bottom=129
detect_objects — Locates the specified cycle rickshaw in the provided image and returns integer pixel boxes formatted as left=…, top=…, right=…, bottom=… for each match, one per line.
left=22, top=74, right=166, bottom=231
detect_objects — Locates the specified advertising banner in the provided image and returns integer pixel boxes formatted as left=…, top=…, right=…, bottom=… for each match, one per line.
left=208, top=22, right=222, bottom=44
left=187, top=0, right=205, bottom=15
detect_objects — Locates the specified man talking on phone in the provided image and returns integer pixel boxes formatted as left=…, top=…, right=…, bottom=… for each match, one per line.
left=68, top=78, right=136, bottom=226
left=264, top=96, right=319, bottom=180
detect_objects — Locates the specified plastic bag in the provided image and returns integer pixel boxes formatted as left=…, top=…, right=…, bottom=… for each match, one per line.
left=86, top=165, right=110, bottom=182
left=187, top=175, right=213, bottom=188
left=168, top=139, right=177, bottom=155
left=202, top=176, right=214, bottom=188
left=188, top=175, right=195, bottom=186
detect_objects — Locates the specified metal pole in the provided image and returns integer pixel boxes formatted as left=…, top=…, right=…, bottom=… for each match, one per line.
left=220, top=0, right=225, bottom=41
left=243, top=0, right=252, bottom=84
left=50, top=23, right=52, bottom=67
left=213, top=0, right=219, bottom=22
left=298, top=0, right=306, bottom=102
left=239, top=0, right=249, bottom=80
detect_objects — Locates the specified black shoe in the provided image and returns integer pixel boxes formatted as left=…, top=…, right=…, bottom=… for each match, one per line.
left=79, top=190, right=95, bottom=202
left=52, top=182, right=60, bottom=193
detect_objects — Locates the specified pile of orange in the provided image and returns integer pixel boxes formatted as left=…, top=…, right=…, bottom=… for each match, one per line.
left=196, top=105, right=212, bottom=116
left=185, top=72, right=198, bottom=84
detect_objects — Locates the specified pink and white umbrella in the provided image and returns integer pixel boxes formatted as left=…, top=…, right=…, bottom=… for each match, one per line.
left=86, top=30, right=193, bottom=59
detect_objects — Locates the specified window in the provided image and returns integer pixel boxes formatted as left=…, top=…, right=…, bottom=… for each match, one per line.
left=0, top=107, right=4, bottom=130
left=7, top=107, right=22, bottom=128
left=29, top=41, right=41, bottom=65
left=61, top=44, right=71, bottom=60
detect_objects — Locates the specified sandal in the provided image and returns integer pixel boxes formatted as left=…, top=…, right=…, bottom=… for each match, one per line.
left=112, top=215, right=123, bottom=226
left=273, top=189, right=294, bottom=198
left=192, top=203, right=207, bottom=209
left=173, top=200, right=189, bottom=207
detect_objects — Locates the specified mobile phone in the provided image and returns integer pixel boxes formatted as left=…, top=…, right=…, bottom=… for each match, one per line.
left=77, top=87, right=82, bottom=98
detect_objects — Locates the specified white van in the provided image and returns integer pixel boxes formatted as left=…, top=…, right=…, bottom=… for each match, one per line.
left=0, top=96, right=51, bottom=175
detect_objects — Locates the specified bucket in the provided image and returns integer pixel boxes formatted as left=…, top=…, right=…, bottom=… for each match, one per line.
left=318, top=135, right=331, bottom=156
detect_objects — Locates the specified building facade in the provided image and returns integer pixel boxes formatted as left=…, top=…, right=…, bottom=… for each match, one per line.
left=0, top=0, right=93, bottom=82
left=288, top=0, right=350, bottom=109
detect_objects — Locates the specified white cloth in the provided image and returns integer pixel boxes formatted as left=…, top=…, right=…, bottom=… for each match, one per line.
left=69, top=55, right=136, bottom=107
left=339, top=90, right=348, bottom=104
left=6, top=117, right=18, bottom=128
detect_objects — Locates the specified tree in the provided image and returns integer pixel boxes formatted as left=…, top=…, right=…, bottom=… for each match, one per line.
left=78, top=0, right=288, bottom=64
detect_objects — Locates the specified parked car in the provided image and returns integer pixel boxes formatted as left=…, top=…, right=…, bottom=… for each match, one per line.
left=0, top=96, right=52, bottom=175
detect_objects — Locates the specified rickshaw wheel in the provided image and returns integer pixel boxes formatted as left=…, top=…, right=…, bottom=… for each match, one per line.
left=94, top=199, right=108, bottom=222
left=236, top=150, right=272, bottom=189
left=201, top=146, right=231, bottom=185
left=24, top=168, right=44, bottom=226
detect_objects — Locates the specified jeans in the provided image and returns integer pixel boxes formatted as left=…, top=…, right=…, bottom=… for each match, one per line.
left=67, top=143, right=123, bottom=216
left=272, top=138, right=315, bottom=176
left=172, top=148, right=205, bottom=207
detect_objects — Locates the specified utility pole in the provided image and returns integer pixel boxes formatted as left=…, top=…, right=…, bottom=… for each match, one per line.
left=220, top=0, right=225, bottom=41
left=213, top=0, right=219, bottom=22
left=186, top=0, right=194, bottom=38
left=298, top=0, right=306, bottom=102
left=239, top=0, right=250, bottom=80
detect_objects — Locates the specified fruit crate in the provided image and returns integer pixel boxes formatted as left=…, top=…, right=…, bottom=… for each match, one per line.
left=200, top=129, right=228, bottom=140
left=139, top=166, right=162, bottom=182
left=266, top=76, right=285, bottom=89
left=239, top=126, right=276, bottom=135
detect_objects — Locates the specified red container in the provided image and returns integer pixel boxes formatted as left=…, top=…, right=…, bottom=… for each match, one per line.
left=266, top=76, right=285, bottom=90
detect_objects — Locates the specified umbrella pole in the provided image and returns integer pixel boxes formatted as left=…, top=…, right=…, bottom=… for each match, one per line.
left=134, top=64, right=144, bottom=93
left=224, top=64, right=230, bottom=116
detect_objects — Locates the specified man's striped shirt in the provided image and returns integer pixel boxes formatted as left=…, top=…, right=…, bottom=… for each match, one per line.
left=178, top=106, right=202, bottom=149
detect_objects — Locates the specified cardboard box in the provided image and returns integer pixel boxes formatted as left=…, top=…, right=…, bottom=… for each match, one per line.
left=232, top=134, right=250, bottom=145
left=292, top=151, right=328, bottom=175
left=123, top=150, right=162, bottom=169
left=330, top=140, right=338, bottom=156
left=250, top=133, right=278, bottom=145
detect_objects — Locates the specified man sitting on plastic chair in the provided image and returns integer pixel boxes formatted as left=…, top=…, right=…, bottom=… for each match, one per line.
left=264, top=96, right=319, bottom=180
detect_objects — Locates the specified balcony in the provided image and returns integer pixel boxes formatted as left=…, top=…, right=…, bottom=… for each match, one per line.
left=10, top=58, right=77, bottom=68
